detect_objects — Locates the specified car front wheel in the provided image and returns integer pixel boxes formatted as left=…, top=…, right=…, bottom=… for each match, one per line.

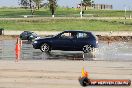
left=40, top=43, right=51, bottom=52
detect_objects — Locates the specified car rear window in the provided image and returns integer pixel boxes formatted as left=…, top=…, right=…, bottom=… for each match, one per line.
left=77, top=33, right=88, bottom=38
left=22, top=32, right=27, bottom=35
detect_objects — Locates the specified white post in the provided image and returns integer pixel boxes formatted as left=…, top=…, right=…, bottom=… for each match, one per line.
left=125, top=7, right=127, bottom=19
left=80, top=0, right=83, bottom=18
left=52, top=15, right=54, bottom=18
left=129, top=7, right=131, bottom=19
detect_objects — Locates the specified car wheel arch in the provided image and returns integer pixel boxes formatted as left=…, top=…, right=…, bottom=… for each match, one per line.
left=82, top=44, right=94, bottom=53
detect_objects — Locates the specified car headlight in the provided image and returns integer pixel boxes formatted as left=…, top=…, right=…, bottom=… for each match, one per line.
left=30, top=35, right=33, bottom=38
left=34, top=41, right=38, bottom=43
left=35, top=37, right=40, bottom=40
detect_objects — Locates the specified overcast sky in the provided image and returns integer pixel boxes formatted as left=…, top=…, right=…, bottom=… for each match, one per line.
left=0, top=0, right=132, bottom=10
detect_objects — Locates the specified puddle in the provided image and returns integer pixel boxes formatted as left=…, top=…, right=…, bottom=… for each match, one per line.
left=0, top=40, right=132, bottom=61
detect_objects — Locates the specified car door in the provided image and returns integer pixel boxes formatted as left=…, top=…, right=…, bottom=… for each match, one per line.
left=52, top=32, right=74, bottom=50
left=74, top=32, right=89, bottom=50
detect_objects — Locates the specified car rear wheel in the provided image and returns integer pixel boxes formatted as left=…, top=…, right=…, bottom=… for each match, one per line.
left=40, top=43, right=51, bottom=52
left=83, top=45, right=94, bottom=53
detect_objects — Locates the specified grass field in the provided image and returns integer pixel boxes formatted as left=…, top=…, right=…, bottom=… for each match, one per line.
left=0, top=18, right=132, bottom=31
left=0, top=8, right=132, bottom=31
left=0, top=7, right=132, bottom=18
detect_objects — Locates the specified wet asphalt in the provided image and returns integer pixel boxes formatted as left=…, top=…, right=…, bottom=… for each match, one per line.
left=0, top=40, right=132, bottom=61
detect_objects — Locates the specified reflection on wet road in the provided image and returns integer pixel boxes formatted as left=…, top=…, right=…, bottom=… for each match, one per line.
left=0, top=40, right=16, bottom=60
left=0, top=40, right=132, bottom=61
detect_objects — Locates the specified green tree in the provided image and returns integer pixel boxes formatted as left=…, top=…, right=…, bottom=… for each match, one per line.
left=19, top=0, right=32, bottom=9
left=20, top=0, right=44, bottom=15
left=29, top=0, right=32, bottom=9
left=19, top=0, right=29, bottom=8
left=33, top=0, right=43, bottom=9
left=83, top=0, right=93, bottom=10
left=19, top=0, right=35, bottom=15
left=48, top=0, right=57, bottom=17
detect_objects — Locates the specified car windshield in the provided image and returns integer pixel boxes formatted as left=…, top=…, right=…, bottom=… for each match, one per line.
left=53, top=32, right=62, bottom=37
left=32, top=32, right=38, bottom=36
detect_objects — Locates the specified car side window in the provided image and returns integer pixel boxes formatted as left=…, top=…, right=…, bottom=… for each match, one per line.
left=23, top=32, right=27, bottom=35
left=77, top=33, right=88, bottom=38
left=61, top=32, right=71, bottom=39
left=61, top=32, right=76, bottom=39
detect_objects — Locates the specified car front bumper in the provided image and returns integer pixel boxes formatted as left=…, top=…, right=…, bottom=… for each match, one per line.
left=32, top=43, right=40, bottom=49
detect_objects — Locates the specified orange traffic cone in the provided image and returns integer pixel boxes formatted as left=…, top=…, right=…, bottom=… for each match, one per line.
left=15, top=37, right=21, bottom=62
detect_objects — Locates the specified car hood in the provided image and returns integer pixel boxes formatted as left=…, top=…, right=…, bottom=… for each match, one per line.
left=36, top=37, right=53, bottom=41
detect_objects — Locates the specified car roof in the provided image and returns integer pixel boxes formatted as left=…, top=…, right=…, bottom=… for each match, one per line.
left=64, top=30, right=91, bottom=33
left=23, top=31, right=34, bottom=33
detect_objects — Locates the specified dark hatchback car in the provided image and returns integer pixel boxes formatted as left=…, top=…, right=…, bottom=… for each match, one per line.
left=20, top=31, right=40, bottom=41
left=32, top=31, right=98, bottom=53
